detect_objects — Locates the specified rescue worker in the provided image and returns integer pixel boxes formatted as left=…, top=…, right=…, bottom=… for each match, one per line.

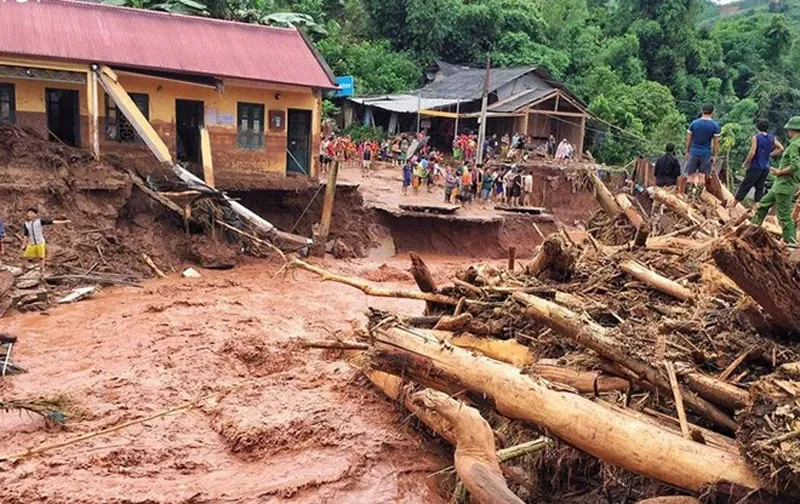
left=751, top=116, right=800, bottom=245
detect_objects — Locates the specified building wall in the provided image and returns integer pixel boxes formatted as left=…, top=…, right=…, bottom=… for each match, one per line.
left=0, top=61, right=321, bottom=186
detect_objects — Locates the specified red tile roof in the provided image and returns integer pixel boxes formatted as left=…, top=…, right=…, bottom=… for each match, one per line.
left=0, top=0, right=336, bottom=89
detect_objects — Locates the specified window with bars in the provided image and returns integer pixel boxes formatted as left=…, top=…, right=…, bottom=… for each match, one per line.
left=0, top=83, right=15, bottom=123
left=105, top=93, right=149, bottom=143
left=237, top=102, right=265, bottom=150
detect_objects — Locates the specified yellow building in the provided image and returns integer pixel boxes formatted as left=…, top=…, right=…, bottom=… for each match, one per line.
left=0, top=0, right=336, bottom=188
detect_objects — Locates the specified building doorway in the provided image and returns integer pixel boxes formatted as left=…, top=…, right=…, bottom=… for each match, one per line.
left=45, top=88, right=80, bottom=147
left=287, top=109, right=311, bottom=175
left=176, top=99, right=204, bottom=164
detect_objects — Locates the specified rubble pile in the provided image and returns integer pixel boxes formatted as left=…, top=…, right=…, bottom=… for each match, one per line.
left=293, top=175, right=800, bottom=503
left=0, top=124, right=285, bottom=317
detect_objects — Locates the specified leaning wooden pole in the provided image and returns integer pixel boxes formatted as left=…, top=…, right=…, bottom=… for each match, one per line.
left=369, top=325, right=760, bottom=493
left=312, top=160, right=340, bottom=256
left=512, top=292, right=737, bottom=432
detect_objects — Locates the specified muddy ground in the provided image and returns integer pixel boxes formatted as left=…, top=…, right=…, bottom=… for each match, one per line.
left=0, top=256, right=491, bottom=504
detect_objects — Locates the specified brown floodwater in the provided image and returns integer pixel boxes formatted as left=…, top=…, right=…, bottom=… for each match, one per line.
left=0, top=254, right=481, bottom=504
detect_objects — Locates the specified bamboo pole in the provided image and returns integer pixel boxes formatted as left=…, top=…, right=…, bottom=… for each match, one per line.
left=0, top=399, right=200, bottom=462
left=665, top=361, right=690, bottom=439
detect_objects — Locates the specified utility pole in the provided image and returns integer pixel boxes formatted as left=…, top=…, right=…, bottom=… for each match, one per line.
left=416, top=94, right=422, bottom=134
left=454, top=100, right=460, bottom=143
left=476, top=57, right=490, bottom=165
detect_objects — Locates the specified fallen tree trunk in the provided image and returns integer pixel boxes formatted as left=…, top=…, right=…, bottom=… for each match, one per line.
left=649, top=187, right=703, bottom=226
left=369, top=325, right=760, bottom=492
left=292, top=259, right=460, bottom=306
left=620, top=260, right=694, bottom=302
left=411, top=389, right=524, bottom=504
left=512, top=292, right=737, bottom=432
left=712, top=225, right=800, bottom=335
left=527, top=234, right=576, bottom=281
left=586, top=169, right=622, bottom=218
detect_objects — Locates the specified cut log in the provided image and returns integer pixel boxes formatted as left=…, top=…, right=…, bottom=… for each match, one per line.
left=681, top=371, right=749, bottom=411
left=649, top=187, right=703, bottom=226
left=411, top=389, right=524, bottom=504
left=369, top=324, right=760, bottom=493
left=426, top=329, right=627, bottom=392
left=292, top=259, right=460, bottom=306
left=615, top=193, right=646, bottom=229
left=527, top=234, right=576, bottom=281
left=586, top=169, right=622, bottom=217
left=433, top=313, right=473, bottom=332
left=529, top=363, right=629, bottom=393
left=620, top=260, right=694, bottom=301
left=512, top=292, right=737, bottom=432
left=712, top=225, right=800, bottom=334
left=429, top=329, right=536, bottom=367
left=700, top=190, right=731, bottom=223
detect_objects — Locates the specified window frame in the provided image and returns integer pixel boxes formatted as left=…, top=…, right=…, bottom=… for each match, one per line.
left=0, top=83, right=16, bottom=124
left=105, top=92, right=149, bottom=143
left=237, top=102, right=265, bottom=150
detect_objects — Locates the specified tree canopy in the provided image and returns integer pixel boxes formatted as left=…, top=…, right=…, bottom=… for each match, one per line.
left=106, top=0, right=800, bottom=167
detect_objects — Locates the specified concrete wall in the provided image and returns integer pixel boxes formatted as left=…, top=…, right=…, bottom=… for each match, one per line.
left=0, top=61, right=321, bottom=188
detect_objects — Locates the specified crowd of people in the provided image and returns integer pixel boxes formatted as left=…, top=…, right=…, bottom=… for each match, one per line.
left=400, top=152, right=536, bottom=209
left=651, top=103, right=800, bottom=245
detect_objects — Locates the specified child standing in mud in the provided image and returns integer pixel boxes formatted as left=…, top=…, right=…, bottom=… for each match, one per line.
left=401, top=159, right=413, bottom=196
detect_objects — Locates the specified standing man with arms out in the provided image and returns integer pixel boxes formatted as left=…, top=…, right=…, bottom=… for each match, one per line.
left=735, top=119, right=784, bottom=205
left=752, top=116, right=800, bottom=245
left=22, top=208, right=70, bottom=275
left=684, top=104, right=721, bottom=201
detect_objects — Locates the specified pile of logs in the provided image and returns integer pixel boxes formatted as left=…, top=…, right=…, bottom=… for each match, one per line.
left=294, top=176, right=800, bottom=503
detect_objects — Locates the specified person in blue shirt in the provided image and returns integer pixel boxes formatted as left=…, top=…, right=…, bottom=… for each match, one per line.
left=734, top=119, right=784, bottom=204
left=684, top=104, right=721, bottom=200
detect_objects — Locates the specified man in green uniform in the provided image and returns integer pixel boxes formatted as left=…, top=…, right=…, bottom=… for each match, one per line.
left=752, top=116, right=800, bottom=244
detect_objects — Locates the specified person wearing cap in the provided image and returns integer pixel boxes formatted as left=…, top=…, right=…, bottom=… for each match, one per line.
left=751, top=116, right=800, bottom=244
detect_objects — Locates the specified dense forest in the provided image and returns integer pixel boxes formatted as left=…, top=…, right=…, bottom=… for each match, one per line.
left=107, top=0, right=800, bottom=167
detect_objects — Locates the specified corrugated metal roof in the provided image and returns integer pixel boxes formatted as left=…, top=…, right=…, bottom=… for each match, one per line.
left=489, top=88, right=557, bottom=113
left=0, top=0, right=337, bottom=89
left=419, top=67, right=537, bottom=100
left=350, top=94, right=461, bottom=113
